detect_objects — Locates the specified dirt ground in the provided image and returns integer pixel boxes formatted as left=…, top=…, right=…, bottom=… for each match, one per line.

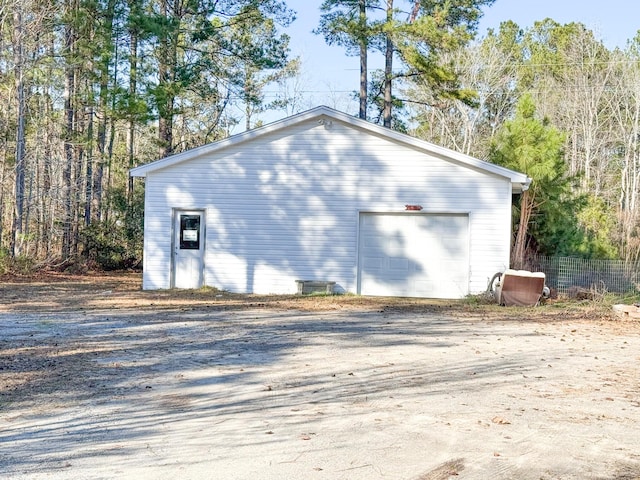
left=1, top=272, right=640, bottom=479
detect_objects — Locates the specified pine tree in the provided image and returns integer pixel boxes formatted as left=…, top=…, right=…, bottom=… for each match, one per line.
left=379, top=0, right=495, bottom=127
left=316, top=0, right=380, bottom=119
left=489, top=94, right=569, bottom=266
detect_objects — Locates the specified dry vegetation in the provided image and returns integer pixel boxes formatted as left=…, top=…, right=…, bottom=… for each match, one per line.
left=0, top=271, right=626, bottom=323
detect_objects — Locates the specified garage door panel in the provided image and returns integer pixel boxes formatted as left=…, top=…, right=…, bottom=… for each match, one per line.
left=388, top=257, right=410, bottom=271
left=363, top=236, right=379, bottom=248
left=362, top=256, right=384, bottom=269
left=358, top=213, right=469, bottom=298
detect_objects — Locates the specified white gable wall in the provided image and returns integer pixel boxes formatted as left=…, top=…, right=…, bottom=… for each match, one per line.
left=141, top=117, right=512, bottom=295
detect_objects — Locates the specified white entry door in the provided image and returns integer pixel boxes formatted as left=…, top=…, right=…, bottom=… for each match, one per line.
left=358, top=213, right=469, bottom=298
left=173, top=210, right=205, bottom=289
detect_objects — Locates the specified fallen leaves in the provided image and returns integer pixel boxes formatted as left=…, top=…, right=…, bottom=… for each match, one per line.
left=491, top=416, right=511, bottom=425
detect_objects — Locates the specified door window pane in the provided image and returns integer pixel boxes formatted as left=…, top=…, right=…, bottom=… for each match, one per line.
left=180, top=214, right=200, bottom=249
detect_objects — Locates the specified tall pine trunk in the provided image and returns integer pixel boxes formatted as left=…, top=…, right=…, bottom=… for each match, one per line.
left=12, top=6, right=27, bottom=258
left=383, top=0, right=393, bottom=128
left=95, top=76, right=108, bottom=220
left=40, top=37, right=55, bottom=258
left=93, top=0, right=116, bottom=222
left=158, top=0, right=178, bottom=158
left=358, top=0, right=367, bottom=120
left=62, top=17, right=76, bottom=259
left=127, top=9, right=138, bottom=202
left=85, top=104, right=94, bottom=227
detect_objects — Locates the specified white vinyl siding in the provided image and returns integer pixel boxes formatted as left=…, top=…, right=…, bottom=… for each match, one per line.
left=140, top=117, right=513, bottom=297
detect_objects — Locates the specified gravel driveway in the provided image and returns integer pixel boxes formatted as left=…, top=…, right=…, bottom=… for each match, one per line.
left=2, top=300, right=640, bottom=479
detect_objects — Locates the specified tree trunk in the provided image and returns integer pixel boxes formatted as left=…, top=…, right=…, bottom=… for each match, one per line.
left=94, top=0, right=116, bottom=221
left=0, top=149, right=6, bottom=252
left=40, top=35, right=55, bottom=259
left=62, top=20, right=76, bottom=259
left=512, top=189, right=533, bottom=269
left=73, top=88, right=84, bottom=256
left=244, top=67, right=254, bottom=130
left=12, top=6, right=27, bottom=258
left=358, top=0, right=367, bottom=120
left=104, top=99, right=116, bottom=224
left=128, top=15, right=138, bottom=202
left=383, top=0, right=393, bottom=128
left=157, top=0, right=178, bottom=158
left=95, top=75, right=107, bottom=221
left=409, top=0, right=420, bottom=22
left=85, top=104, right=94, bottom=227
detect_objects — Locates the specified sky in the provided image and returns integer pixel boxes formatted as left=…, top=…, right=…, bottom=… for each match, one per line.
left=260, top=0, right=640, bottom=119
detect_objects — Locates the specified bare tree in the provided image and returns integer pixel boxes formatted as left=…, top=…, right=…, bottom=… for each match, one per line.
left=541, top=28, right=613, bottom=193
left=610, top=46, right=640, bottom=263
left=409, top=30, right=521, bottom=159
left=11, top=1, right=27, bottom=257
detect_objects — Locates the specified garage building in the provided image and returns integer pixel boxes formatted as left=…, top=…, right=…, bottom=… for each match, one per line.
left=130, top=106, right=530, bottom=298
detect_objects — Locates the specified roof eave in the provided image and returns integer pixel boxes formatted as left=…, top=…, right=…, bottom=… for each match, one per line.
left=511, top=176, right=532, bottom=194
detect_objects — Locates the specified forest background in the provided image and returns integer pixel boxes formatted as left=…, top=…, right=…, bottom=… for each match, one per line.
left=1, top=0, right=639, bottom=273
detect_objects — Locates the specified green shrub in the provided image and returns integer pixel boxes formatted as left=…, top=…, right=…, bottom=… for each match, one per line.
left=81, top=187, right=144, bottom=270
left=0, top=248, right=9, bottom=274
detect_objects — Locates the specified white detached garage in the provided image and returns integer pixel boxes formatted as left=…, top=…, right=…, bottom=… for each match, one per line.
left=130, top=106, right=530, bottom=299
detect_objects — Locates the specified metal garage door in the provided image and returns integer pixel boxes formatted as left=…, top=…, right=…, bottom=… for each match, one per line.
left=358, top=213, right=469, bottom=298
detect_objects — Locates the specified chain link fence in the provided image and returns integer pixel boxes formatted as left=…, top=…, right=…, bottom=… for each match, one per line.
left=521, top=255, right=640, bottom=296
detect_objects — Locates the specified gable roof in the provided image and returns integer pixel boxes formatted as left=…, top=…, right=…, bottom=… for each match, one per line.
left=130, top=105, right=531, bottom=193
